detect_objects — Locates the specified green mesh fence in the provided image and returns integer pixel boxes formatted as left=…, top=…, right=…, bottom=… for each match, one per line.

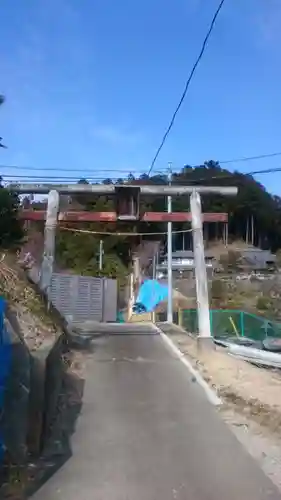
left=182, top=310, right=198, bottom=334
left=182, top=309, right=281, bottom=341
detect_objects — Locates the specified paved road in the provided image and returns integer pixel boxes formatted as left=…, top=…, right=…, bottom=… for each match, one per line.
left=34, top=325, right=280, bottom=500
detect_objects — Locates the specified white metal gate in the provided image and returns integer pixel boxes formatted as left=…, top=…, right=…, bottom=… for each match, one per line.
left=49, top=273, right=117, bottom=322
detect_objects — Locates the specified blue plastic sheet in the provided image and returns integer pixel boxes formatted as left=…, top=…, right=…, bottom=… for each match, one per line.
left=134, top=279, right=168, bottom=313
left=0, top=297, right=11, bottom=462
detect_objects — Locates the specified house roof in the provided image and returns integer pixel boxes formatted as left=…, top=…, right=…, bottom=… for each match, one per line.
left=240, top=249, right=276, bottom=263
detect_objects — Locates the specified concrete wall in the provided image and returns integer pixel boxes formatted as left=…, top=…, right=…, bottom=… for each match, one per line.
left=0, top=297, right=85, bottom=498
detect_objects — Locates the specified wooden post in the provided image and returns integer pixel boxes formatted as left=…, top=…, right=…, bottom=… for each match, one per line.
left=178, top=308, right=183, bottom=327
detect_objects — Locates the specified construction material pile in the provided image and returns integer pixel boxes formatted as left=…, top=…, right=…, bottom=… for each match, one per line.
left=216, top=336, right=281, bottom=370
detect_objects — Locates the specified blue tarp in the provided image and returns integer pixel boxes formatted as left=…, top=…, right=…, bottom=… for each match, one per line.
left=0, top=297, right=12, bottom=462
left=133, top=279, right=168, bottom=313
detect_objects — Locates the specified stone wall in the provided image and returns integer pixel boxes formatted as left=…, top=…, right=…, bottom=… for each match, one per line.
left=0, top=296, right=85, bottom=498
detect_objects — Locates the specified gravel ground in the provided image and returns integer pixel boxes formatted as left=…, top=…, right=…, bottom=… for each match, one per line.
left=220, top=407, right=281, bottom=493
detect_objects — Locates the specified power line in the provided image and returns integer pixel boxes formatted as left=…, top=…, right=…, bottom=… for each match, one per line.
left=147, top=0, right=227, bottom=176
left=222, top=165, right=281, bottom=177
left=219, top=151, right=281, bottom=165
left=172, top=165, right=281, bottom=185
left=2, top=151, right=281, bottom=178
left=2, top=175, right=151, bottom=183
left=4, top=165, right=281, bottom=185
left=3, top=160, right=281, bottom=188
left=185, top=151, right=281, bottom=168
left=0, top=165, right=148, bottom=174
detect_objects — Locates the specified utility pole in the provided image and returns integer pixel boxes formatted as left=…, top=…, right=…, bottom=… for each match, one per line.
left=133, top=254, right=141, bottom=291
left=152, top=254, right=156, bottom=280
left=246, top=217, right=249, bottom=245
left=190, top=190, right=212, bottom=345
left=167, top=163, right=173, bottom=323
left=99, top=240, right=104, bottom=271
left=251, top=215, right=254, bottom=246
left=152, top=254, right=157, bottom=323
left=128, top=272, right=134, bottom=320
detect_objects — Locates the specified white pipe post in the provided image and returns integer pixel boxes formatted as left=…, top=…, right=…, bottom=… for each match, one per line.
left=99, top=240, right=104, bottom=271
left=128, top=272, right=134, bottom=320
left=152, top=254, right=156, bottom=323
left=40, top=190, right=59, bottom=297
left=190, top=190, right=212, bottom=344
left=133, top=254, right=141, bottom=290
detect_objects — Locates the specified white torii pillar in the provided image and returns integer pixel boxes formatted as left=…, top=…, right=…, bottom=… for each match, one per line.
left=190, top=190, right=213, bottom=348
left=40, top=190, right=59, bottom=298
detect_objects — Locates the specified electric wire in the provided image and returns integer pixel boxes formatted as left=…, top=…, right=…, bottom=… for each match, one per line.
left=147, top=0, right=227, bottom=175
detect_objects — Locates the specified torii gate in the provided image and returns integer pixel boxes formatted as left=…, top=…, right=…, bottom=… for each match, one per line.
left=11, top=182, right=237, bottom=346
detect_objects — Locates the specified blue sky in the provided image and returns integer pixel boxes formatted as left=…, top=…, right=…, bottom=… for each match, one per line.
left=1, top=0, right=281, bottom=192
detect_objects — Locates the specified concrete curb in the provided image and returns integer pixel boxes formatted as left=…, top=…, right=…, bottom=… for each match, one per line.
left=153, top=324, right=222, bottom=407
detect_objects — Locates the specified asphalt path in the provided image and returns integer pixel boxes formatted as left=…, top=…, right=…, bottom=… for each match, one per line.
left=33, top=325, right=280, bottom=499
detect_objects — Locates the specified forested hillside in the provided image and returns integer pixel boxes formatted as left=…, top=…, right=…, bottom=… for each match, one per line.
left=15, top=161, right=281, bottom=277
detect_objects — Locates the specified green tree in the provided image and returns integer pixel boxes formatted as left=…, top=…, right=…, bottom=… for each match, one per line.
left=275, top=249, right=281, bottom=268
left=167, top=161, right=281, bottom=251
left=55, top=229, right=128, bottom=280
left=0, top=185, right=23, bottom=249
left=256, top=296, right=270, bottom=311
left=219, top=251, right=241, bottom=272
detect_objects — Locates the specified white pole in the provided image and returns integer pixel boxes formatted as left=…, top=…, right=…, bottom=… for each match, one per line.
left=133, top=255, right=141, bottom=289
left=251, top=215, right=254, bottom=245
left=190, top=190, right=211, bottom=340
left=152, top=255, right=156, bottom=323
left=167, top=165, right=173, bottom=323
left=128, top=272, right=134, bottom=320
left=152, top=254, right=156, bottom=280
left=99, top=240, right=104, bottom=271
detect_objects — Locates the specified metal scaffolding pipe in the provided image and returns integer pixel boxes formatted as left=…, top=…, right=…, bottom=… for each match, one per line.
left=9, top=183, right=238, bottom=196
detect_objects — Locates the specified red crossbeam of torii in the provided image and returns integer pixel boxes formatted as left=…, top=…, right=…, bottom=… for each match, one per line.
left=20, top=210, right=228, bottom=223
